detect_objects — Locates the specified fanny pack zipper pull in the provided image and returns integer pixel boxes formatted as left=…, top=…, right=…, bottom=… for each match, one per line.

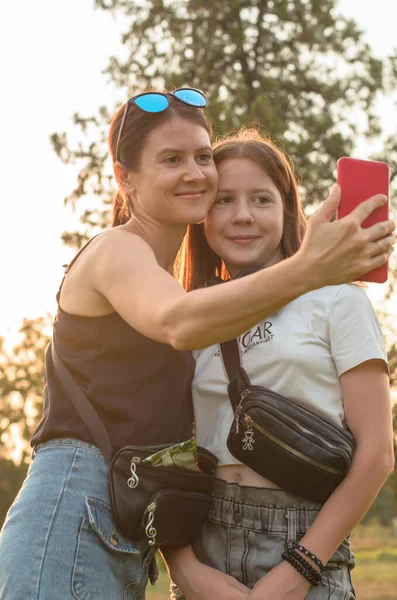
left=145, top=502, right=157, bottom=546
left=127, top=459, right=140, bottom=488
left=242, top=415, right=255, bottom=450
left=234, top=389, right=251, bottom=434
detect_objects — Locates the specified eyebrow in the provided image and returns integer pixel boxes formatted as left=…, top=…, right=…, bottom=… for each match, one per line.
left=156, top=146, right=213, bottom=158
left=217, top=187, right=277, bottom=196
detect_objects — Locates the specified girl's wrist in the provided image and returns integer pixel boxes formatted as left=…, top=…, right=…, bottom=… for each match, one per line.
left=280, top=560, right=312, bottom=592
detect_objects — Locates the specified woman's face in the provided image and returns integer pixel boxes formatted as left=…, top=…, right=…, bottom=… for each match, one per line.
left=204, top=158, right=284, bottom=277
left=130, top=116, right=218, bottom=227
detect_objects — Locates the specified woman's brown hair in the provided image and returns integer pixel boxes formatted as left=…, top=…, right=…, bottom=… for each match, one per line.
left=176, top=127, right=307, bottom=291
left=109, top=89, right=213, bottom=227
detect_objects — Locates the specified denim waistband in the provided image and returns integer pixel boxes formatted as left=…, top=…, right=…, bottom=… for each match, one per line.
left=32, top=437, right=102, bottom=458
left=209, top=479, right=323, bottom=534
left=212, top=478, right=322, bottom=509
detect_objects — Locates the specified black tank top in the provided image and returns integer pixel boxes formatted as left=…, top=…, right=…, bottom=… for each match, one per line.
left=31, top=237, right=194, bottom=451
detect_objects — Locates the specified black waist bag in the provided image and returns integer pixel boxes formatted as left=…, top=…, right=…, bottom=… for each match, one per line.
left=220, top=339, right=355, bottom=504
left=51, top=341, right=217, bottom=547
left=110, top=443, right=216, bottom=545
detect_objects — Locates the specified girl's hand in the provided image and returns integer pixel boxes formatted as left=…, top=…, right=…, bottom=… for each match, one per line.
left=165, top=546, right=250, bottom=600
left=175, top=563, right=250, bottom=599
left=300, top=183, right=395, bottom=288
left=247, top=561, right=311, bottom=600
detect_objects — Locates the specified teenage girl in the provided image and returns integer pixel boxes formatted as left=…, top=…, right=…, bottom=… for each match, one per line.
left=169, top=129, right=393, bottom=600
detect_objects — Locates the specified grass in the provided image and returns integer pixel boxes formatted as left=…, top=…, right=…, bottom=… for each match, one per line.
left=146, top=522, right=397, bottom=600
left=147, top=574, right=171, bottom=599
left=349, top=523, right=397, bottom=600
left=352, top=562, right=397, bottom=600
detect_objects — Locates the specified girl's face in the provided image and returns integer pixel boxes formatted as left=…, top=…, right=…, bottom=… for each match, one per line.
left=204, top=158, right=284, bottom=277
left=129, top=116, right=218, bottom=227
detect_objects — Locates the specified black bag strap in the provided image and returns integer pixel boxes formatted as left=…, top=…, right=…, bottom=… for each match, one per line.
left=50, top=340, right=113, bottom=463
left=219, top=338, right=253, bottom=411
left=219, top=338, right=242, bottom=382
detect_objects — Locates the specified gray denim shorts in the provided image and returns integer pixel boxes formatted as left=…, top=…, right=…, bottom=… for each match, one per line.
left=170, top=479, right=356, bottom=599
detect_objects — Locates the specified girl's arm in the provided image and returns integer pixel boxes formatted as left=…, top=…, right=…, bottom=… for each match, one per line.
left=294, top=359, right=393, bottom=564
left=95, top=189, right=393, bottom=350
left=248, top=359, right=394, bottom=599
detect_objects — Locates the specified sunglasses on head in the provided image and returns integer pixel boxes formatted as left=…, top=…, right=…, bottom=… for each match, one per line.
left=115, top=87, right=208, bottom=163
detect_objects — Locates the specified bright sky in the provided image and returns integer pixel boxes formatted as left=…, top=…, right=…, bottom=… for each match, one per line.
left=0, top=0, right=396, bottom=341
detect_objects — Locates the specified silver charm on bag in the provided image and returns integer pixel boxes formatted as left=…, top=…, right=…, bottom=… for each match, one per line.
left=242, top=416, right=255, bottom=451
left=145, top=502, right=157, bottom=546
left=234, top=389, right=251, bottom=434
left=127, top=458, right=140, bottom=488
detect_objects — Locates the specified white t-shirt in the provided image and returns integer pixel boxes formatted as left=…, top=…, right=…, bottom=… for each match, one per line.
left=192, top=284, right=388, bottom=466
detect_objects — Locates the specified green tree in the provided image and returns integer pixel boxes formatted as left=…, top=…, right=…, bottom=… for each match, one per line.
left=0, top=317, right=51, bottom=465
left=0, top=317, right=52, bottom=525
left=51, top=0, right=396, bottom=245
left=0, top=458, right=29, bottom=528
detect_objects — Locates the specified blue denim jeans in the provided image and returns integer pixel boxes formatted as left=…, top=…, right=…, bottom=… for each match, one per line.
left=0, top=439, right=157, bottom=600
left=170, top=479, right=356, bottom=599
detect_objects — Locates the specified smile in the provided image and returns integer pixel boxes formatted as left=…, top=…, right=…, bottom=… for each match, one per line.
left=175, top=190, right=206, bottom=198
left=228, top=236, right=260, bottom=245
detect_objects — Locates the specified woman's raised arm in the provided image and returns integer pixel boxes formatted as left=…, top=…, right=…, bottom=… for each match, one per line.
left=96, top=186, right=394, bottom=350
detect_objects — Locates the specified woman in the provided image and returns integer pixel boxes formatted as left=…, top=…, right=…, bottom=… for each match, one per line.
left=169, top=128, right=394, bottom=600
left=0, top=89, right=394, bottom=600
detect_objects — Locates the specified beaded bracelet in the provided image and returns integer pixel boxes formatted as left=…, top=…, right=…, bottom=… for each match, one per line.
left=282, top=551, right=321, bottom=587
left=289, top=548, right=322, bottom=581
left=282, top=552, right=320, bottom=587
left=292, top=543, right=325, bottom=572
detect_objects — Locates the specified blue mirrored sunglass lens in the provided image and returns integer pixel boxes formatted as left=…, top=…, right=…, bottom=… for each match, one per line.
left=174, top=89, right=207, bottom=107
left=134, top=94, right=169, bottom=112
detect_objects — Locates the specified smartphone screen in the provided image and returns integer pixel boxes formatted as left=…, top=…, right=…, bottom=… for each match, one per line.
left=336, top=157, right=389, bottom=283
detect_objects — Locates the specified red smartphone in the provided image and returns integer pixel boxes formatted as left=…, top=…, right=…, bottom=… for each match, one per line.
left=337, top=157, right=389, bottom=283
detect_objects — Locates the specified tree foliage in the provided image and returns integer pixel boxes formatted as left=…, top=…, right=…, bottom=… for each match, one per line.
left=0, top=318, right=51, bottom=526
left=0, top=458, right=28, bottom=528
left=0, top=317, right=52, bottom=464
left=51, top=0, right=397, bottom=245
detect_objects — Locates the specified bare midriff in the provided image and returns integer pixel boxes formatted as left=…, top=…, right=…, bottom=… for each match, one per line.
left=216, top=464, right=282, bottom=489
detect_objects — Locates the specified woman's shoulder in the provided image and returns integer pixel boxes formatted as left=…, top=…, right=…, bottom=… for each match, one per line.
left=64, top=228, right=158, bottom=291
left=71, top=228, right=151, bottom=258
left=90, top=228, right=157, bottom=264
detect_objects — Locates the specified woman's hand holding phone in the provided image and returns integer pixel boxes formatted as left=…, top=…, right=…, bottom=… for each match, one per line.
left=299, top=183, right=395, bottom=288
left=337, top=157, right=391, bottom=282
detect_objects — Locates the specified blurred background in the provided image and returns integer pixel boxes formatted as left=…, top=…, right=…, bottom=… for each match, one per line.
left=0, top=1, right=396, bottom=598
